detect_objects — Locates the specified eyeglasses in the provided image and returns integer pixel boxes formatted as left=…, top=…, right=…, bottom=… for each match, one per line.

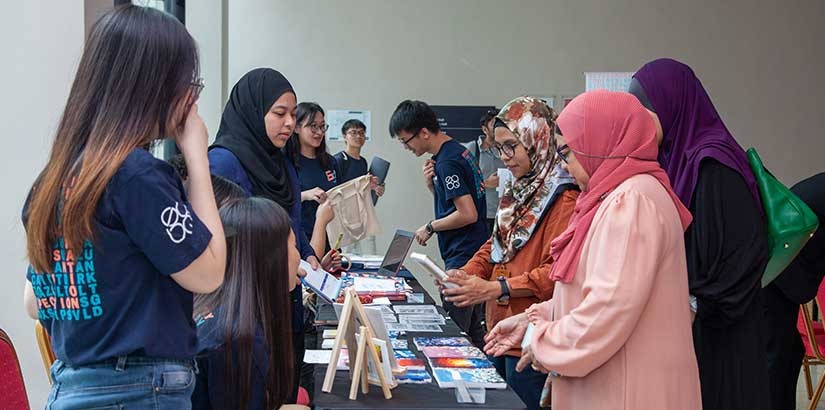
left=400, top=129, right=420, bottom=146
left=305, top=123, right=329, bottom=133
left=494, top=141, right=520, bottom=158
left=346, top=130, right=366, bottom=137
left=190, top=77, right=205, bottom=101
left=555, top=144, right=569, bottom=164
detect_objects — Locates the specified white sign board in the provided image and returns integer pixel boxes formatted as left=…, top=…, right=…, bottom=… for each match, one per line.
left=326, top=109, right=372, bottom=142
left=584, top=72, right=634, bottom=92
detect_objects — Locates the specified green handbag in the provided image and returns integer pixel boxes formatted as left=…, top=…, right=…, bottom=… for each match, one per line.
left=746, top=148, right=819, bottom=287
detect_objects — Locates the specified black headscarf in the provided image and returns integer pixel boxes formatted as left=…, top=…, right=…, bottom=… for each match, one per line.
left=211, top=68, right=295, bottom=208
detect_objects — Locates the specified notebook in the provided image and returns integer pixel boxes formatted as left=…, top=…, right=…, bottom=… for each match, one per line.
left=299, top=260, right=342, bottom=303
left=369, top=156, right=390, bottom=205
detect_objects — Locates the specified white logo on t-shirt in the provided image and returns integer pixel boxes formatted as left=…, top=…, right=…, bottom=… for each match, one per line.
left=160, top=202, right=193, bottom=244
left=444, top=175, right=460, bottom=190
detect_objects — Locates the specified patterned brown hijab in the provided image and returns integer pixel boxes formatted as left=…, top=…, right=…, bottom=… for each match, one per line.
left=491, top=96, right=576, bottom=263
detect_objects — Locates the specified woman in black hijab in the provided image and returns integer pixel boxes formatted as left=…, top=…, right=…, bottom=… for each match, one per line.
left=208, top=68, right=317, bottom=401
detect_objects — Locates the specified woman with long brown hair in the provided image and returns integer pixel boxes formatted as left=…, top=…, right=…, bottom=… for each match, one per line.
left=192, top=197, right=301, bottom=410
left=22, top=5, right=225, bottom=409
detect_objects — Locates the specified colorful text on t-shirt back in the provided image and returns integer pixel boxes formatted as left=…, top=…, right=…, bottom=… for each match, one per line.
left=29, top=238, right=102, bottom=321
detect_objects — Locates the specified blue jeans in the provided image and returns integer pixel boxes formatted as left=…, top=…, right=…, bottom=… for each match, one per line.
left=490, top=354, right=546, bottom=410
left=46, top=356, right=197, bottom=410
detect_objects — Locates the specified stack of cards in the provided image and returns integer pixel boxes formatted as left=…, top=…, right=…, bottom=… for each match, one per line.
left=396, top=369, right=433, bottom=384
left=432, top=368, right=507, bottom=389
left=389, top=305, right=445, bottom=332
left=413, top=337, right=472, bottom=349
left=421, top=346, right=487, bottom=359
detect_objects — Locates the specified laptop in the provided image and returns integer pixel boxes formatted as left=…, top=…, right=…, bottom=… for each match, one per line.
left=376, top=229, right=415, bottom=276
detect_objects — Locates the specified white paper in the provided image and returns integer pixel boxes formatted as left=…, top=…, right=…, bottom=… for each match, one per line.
left=522, top=323, right=536, bottom=349
left=304, top=349, right=333, bottom=364
left=584, top=72, right=634, bottom=92
left=322, top=329, right=337, bottom=339
left=393, top=305, right=439, bottom=315
left=326, top=110, right=372, bottom=142
left=353, top=276, right=398, bottom=293
left=386, top=322, right=443, bottom=333
left=496, top=168, right=514, bottom=197
left=300, top=260, right=342, bottom=303
left=370, top=297, right=392, bottom=305
left=399, top=315, right=446, bottom=325
left=322, top=339, right=335, bottom=349
left=409, top=252, right=457, bottom=289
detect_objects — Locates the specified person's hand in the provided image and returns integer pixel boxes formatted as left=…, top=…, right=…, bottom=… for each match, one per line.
left=515, top=345, right=549, bottom=373
left=306, top=255, right=320, bottom=270
left=316, top=201, right=335, bottom=225
left=423, top=160, right=435, bottom=188
left=442, top=271, right=500, bottom=307
left=302, top=187, right=327, bottom=203
left=436, top=269, right=465, bottom=290
left=374, top=184, right=385, bottom=197
left=321, top=249, right=343, bottom=271
left=414, top=224, right=432, bottom=246
left=484, top=173, right=500, bottom=190
left=175, top=104, right=209, bottom=159
left=483, top=312, right=528, bottom=357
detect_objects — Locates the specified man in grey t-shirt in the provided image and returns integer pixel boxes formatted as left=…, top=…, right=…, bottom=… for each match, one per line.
left=465, top=110, right=505, bottom=233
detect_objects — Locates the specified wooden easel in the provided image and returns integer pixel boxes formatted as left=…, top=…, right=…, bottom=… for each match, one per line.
left=322, top=288, right=393, bottom=400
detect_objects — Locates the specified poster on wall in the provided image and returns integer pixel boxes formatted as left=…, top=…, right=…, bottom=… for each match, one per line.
left=584, top=72, right=634, bottom=92
left=326, top=110, right=372, bottom=142
left=431, top=105, right=496, bottom=143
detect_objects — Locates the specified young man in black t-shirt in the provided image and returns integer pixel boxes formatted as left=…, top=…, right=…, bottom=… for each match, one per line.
left=334, top=119, right=386, bottom=194
left=389, top=100, right=489, bottom=348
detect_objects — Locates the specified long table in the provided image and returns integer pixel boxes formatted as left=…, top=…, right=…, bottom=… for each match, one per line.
left=311, top=271, right=526, bottom=410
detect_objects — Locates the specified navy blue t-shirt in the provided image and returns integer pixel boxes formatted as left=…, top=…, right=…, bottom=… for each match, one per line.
left=297, top=154, right=338, bottom=240
left=333, top=151, right=368, bottom=184
left=192, top=308, right=269, bottom=410
left=431, top=139, right=489, bottom=269
left=25, top=149, right=212, bottom=366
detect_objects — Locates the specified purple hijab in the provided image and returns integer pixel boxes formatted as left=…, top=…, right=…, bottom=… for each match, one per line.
left=630, top=58, right=762, bottom=210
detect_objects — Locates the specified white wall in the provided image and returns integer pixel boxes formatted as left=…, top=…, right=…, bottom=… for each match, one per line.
left=0, top=1, right=84, bottom=407
left=186, top=0, right=225, bottom=140
left=214, top=0, right=825, bottom=271
left=4, top=0, right=824, bottom=405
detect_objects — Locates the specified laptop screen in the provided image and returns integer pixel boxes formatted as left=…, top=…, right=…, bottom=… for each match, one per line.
left=379, top=230, right=414, bottom=276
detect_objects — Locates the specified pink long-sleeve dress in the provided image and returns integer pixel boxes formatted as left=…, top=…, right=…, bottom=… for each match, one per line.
left=530, top=174, right=702, bottom=409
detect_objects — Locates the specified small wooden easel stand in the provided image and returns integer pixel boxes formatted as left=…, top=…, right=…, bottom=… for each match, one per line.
left=322, top=288, right=393, bottom=400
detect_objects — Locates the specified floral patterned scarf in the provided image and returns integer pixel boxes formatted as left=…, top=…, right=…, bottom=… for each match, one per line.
left=491, top=96, right=576, bottom=264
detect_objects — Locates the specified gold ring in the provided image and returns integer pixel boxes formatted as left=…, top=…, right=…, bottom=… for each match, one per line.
left=531, top=364, right=540, bottom=371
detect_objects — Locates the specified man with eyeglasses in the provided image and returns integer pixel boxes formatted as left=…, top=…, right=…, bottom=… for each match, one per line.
left=332, top=120, right=386, bottom=199
left=389, top=99, right=489, bottom=349
left=464, top=110, right=506, bottom=233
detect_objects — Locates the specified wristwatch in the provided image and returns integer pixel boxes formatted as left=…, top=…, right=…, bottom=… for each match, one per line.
left=425, top=220, right=435, bottom=235
left=496, top=275, right=510, bottom=305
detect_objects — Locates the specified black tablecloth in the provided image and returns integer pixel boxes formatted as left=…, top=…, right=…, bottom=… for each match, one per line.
left=311, top=272, right=526, bottom=409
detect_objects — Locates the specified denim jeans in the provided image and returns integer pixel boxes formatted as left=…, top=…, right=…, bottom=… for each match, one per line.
left=490, top=354, right=547, bottom=410
left=46, top=356, right=197, bottom=410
